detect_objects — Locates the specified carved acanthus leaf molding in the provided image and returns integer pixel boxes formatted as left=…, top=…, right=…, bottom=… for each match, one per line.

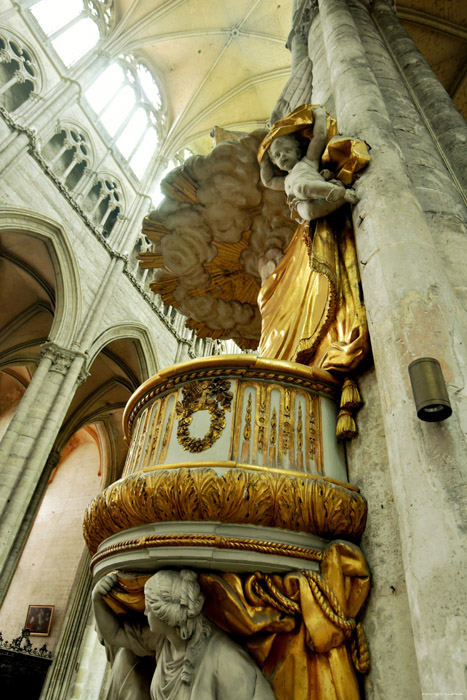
left=83, top=467, right=367, bottom=554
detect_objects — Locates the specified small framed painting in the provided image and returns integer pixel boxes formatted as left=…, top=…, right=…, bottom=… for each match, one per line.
left=24, top=605, right=54, bottom=636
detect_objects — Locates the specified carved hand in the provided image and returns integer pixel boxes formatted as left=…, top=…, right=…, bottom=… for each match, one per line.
left=312, top=105, right=327, bottom=121
left=92, top=571, right=118, bottom=600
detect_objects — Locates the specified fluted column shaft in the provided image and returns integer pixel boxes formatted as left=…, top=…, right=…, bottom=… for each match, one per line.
left=316, top=0, right=467, bottom=694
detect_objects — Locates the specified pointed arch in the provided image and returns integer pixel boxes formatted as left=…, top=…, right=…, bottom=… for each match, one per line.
left=0, top=208, right=82, bottom=347
left=88, top=322, right=159, bottom=380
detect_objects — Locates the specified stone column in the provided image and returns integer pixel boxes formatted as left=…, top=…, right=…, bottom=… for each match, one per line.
left=39, top=551, right=95, bottom=700
left=316, top=0, right=467, bottom=694
left=0, top=124, right=29, bottom=174
left=347, top=0, right=467, bottom=298
left=372, top=0, right=467, bottom=196
left=0, top=450, right=60, bottom=608
left=0, top=342, right=87, bottom=600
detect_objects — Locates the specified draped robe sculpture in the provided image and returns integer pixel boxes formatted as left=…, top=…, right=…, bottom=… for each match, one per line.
left=139, top=37, right=370, bottom=377
left=93, top=569, right=276, bottom=700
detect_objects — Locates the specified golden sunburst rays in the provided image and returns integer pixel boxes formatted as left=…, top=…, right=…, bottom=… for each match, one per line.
left=160, top=168, right=198, bottom=204
left=140, top=217, right=170, bottom=245
left=187, top=230, right=260, bottom=306
left=138, top=167, right=261, bottom=347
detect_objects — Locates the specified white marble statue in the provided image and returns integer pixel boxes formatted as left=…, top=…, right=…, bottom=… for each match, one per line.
left=260, top=106, right=358, bottom=223
left=93, top=569, right=276, bottom=700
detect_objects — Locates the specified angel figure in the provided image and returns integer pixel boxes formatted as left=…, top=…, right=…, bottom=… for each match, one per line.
left=260, top=106, right=358, bottom=223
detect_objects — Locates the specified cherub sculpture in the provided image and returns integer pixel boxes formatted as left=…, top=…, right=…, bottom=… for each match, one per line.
left=260, top=106, right=358, bottom=223
left=138, top=11, right=370, bottom=375
left=93, top=569, right=276, bottom=700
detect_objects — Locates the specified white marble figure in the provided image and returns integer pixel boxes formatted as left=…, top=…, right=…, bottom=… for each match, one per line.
left=260, top=106, right=358, bottom=223
left=93, top=569, right=276, bottom=700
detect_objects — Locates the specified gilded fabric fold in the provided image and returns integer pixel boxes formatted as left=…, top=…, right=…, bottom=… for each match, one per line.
left=257, top=105, right=370, bottom=372
left=199, top=541, right=370, bottom=700
left=258, top=211, right=369, bottom=372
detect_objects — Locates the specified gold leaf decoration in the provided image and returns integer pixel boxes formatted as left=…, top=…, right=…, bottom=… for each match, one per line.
left=175, top=379, right=233, bottom=452
left=83, top=468, right=367, bottom=555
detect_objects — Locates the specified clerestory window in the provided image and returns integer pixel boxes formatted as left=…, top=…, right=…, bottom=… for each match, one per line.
left=84, top=57, right=166, bottom=179
left=29, top=0, right=110, bottom=67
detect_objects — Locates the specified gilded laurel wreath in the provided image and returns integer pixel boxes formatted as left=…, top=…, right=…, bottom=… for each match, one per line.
left=175, top=379, right=233, bottom=452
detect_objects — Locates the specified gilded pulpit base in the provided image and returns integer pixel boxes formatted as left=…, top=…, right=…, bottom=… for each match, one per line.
left=97, top=542, right=369, bottom=700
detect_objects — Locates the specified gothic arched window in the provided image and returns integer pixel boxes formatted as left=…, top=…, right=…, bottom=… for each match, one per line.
left=30, top=0, right=110, bottom=67
left=0, top=34, right=39, bottom=111
left=42, top=126, right=92, bottom=191
left=85, top=57, right=166, bottom=179
left=82, top=176, right=122, bottom=237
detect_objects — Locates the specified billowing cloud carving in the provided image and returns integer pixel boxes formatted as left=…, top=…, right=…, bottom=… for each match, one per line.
left=140, top=130, right=296, bottom=348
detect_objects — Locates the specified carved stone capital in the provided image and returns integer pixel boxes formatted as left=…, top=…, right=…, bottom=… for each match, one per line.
left=295, top=0, right=317, bottom=35
left=0, top=49, right=11, bottom=63
left=78, top=365, right=90, bottom=385
left=40, top=341, right=85, bottom=376
left=47, top=450, right=61, bottom=470
left=13, top=70, right=26, bottom=84
left=95, top=50, right=111, bottom=64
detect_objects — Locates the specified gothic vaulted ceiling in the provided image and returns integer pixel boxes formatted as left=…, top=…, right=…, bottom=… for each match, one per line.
left=109, top=0, right=466, bottom=155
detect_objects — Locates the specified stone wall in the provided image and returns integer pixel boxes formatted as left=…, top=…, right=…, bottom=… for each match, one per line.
left=0, top=3, right=224, bottom=695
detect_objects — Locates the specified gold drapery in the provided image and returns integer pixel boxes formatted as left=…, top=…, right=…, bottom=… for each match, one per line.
left=257, top=105, right=370, bottom=372
left=102, top=542, right=370, bottom=700
left=200, top=541, right=370, bottom=700
left=258, top=213, right=370, bottom=372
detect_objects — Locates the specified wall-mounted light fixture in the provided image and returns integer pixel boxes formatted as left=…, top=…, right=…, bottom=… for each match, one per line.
left=408, top=358, right=452, bottom=422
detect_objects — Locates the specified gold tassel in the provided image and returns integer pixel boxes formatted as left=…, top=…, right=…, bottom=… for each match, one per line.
left=336, top=409, right=357, bottom=440
left=340, top=378, right=362, bottom=411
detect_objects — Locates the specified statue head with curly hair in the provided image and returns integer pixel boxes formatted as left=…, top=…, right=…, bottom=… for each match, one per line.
left=144, top=569, right=205, bottom=640
left=144, top=569, right=209, bottom=683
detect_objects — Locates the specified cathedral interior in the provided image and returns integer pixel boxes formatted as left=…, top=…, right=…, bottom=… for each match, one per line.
left=0, top=0, right=466, bottom=698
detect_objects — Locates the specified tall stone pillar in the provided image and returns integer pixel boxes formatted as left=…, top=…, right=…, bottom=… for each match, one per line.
left=372, top=0, right=467, bottom=195
left=0, top=342, right=87, bottom=600
left=315, top=0, right=467, bottom=694
left=0, top=449, right=61, bottom=607
left=39, top=552, right=94, bottom=700
left=345, top=0, right=467, bottom=315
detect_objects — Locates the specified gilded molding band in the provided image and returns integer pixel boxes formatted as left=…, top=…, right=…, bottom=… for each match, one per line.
left=90, top=533, right=324, bottom=575
left=141, top=462, right=361, bottom=491
left=83, top=467, right=367, bottom=554
left=123, top=355, right=339, bottom=439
